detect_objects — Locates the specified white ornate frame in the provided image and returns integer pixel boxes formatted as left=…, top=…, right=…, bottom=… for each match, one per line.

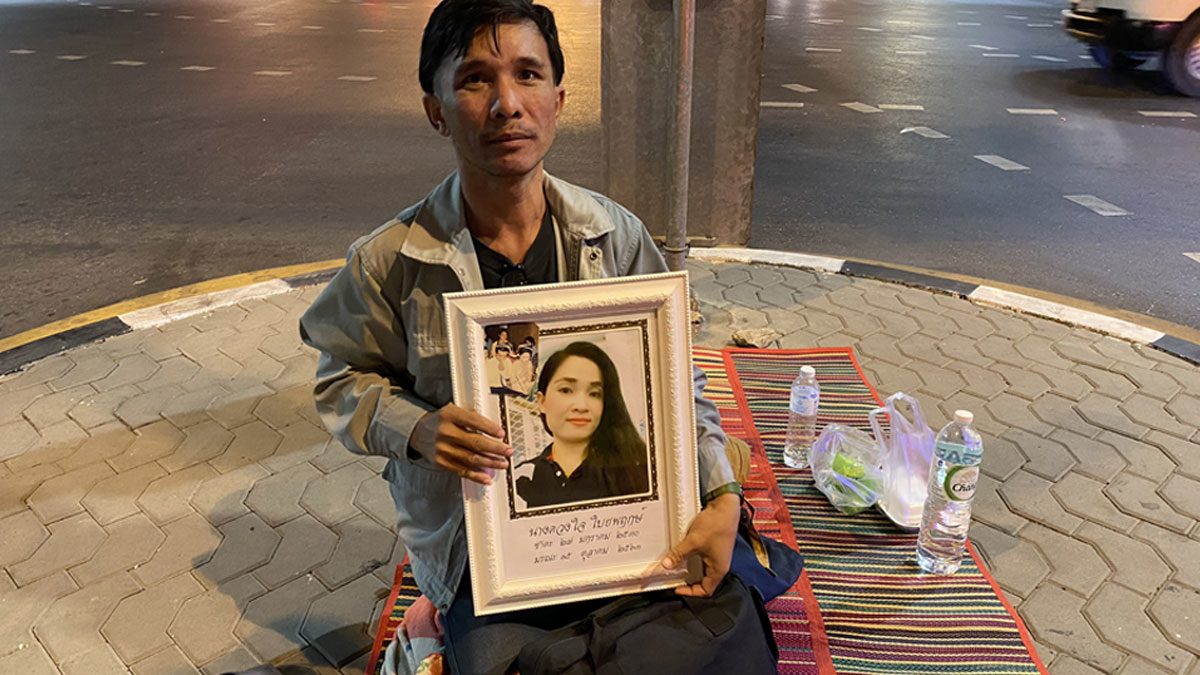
left=444, top=272, right=700, bottom=616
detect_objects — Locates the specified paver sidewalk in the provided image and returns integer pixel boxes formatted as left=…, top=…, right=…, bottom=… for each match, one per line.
left=0, top=259, right=1197, bottom=674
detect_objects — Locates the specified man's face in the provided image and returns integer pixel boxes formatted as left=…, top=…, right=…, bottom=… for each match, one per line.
left=425, top=21, right=565, bottom=178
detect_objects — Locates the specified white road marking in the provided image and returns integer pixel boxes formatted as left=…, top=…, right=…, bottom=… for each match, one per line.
left=806, top=47, right=842, bottom=52
left=879, top=104, right=925, bottom=111
left=1033, top=55, right=1068, bottom=62
left=1184, top=253, right=1200, bottom=265
left=983, top=53, right=1020, bottom=58
left=957, top=21, right=981, bottom=26
left=255, top=22, right=276, bottom=26
left=782, top=83, right=816, bottom=93
left=1064, top=194, right=1130, bottom=215
left=181, top=65, right=215, bottom=71
left=858, top=26, right=883, bottom=32
left=254, top=69, right=292, bottom=76
left=761, top=101, right=806, bottom=108
left=970, top=44, right=998, bottom=50
left=887, top=19, right=913, bottom=25
left=901, top=126, right=949, bottom=138
left=56, top=54, right=88, bottom=60
left=1005, top=14, right=1027, bottom=19
left=302, top=25, right=325, bottom=30
left=79, top=1, right=92, bottom=4
left=842, top=101, right=884, bottom=113
left=144, top=11, right=159, bottom=16
left=97, top=5, right=112, bottom=8
left=1079, top=54, right=1091, bottom=59
left=211, top=18, right=230, bottom=23
left=338, top=75, right=377, bottom=82
left=175, top=14, right=194, bottom=19
left=811, top=19, right=844, bottom=24
left=1007, top=107, right=1058, bottom=115
left=358, top=28, right=387, bottom=33
left=110, top=59, right=146, bottom=66
left=8, top=49, right=35, bottom=55
left=1027, top=22, right=1053, bottom=27
left=117, top=8, right=133, bottom=13
left=896, top=50, right=927, bottom=55
left=910, top=34, right=936, bottom=40
left=1138, top=110, right=1197, bottom=118
left=975, top=154, right=1030, bottom=171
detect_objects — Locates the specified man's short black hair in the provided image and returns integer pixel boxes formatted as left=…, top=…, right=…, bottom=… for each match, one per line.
left=419, top=0, right=565, bottom=95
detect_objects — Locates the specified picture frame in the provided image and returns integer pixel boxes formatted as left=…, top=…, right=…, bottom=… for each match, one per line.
left=444, top=271, right=701, bottom=616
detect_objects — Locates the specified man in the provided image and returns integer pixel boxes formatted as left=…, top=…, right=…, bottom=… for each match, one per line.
left=299, top=1, right=742, bottom=671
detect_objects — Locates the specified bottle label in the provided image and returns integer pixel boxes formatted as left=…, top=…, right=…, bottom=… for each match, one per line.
left=791, top=389, right=818, bottom=416
left=936, top=441, right=981, bottom=466
left=944, top=465, right=979, bottom=502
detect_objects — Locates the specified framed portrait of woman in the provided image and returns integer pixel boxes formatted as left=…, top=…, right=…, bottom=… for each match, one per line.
left=444, top=272, right=701, bottom=616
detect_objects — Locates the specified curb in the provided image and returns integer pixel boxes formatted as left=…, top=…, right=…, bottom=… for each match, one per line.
left=2, top=249, right=1197, bottom=375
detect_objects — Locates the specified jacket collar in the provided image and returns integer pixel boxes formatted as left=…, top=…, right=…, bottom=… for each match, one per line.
left=399, top=170, right=616, bottom=268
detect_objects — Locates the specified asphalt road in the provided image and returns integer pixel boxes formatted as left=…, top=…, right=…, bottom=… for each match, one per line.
left=0, top=0, right=1197, bottom=339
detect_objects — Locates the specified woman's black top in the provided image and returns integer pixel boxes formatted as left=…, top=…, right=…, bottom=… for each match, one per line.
left=515, top=444, right=648, bottom=508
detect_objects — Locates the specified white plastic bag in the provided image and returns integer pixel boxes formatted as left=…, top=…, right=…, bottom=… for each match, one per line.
left=868, top=392, right=935, bottom=531
left=809, top=424, right=886, bottom=515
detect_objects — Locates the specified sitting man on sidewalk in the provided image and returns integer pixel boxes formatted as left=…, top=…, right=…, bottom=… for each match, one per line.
left=299, top=1, right=742, bottom=672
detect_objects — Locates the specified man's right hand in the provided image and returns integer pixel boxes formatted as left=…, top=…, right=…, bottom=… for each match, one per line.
left=411, top=404, right=511, bottom=485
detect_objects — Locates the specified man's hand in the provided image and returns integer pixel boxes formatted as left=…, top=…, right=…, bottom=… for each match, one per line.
left=659, top=492, right=740, bottom=597
left=412, top=404, right=511, bottom=485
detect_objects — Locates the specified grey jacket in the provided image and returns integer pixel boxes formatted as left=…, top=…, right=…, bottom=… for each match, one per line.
left=299, top=171, right=734, bottom=612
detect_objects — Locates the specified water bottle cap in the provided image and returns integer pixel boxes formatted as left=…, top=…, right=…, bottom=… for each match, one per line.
left=800, top=366, right=816, bottom=376
left=954, top=410, right=974, bottom=424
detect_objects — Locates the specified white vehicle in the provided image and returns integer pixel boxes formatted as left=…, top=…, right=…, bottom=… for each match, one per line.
left=1063, top=0, right=1200, bottom=95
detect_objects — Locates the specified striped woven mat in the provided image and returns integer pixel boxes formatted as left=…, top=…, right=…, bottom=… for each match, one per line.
left=366, top=347, right=1045, bottom=675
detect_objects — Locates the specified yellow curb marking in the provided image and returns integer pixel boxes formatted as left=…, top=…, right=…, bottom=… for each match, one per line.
left=0, top=259, right=342, bottom=355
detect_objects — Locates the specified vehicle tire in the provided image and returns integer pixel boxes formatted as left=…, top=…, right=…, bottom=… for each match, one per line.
left=1164, top=13, right=1200, bottom=96
left=1089, top=45, right=1147, bottom=69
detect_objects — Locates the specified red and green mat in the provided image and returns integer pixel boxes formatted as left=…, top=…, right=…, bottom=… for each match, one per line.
left=367, top=348, right=1047, bottom=675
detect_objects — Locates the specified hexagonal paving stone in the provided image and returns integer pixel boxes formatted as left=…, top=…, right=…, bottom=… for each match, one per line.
left=1077, top=522, right=1171, bottom=596
left=70, top=513, right=165, bottom=586
left=191, top=462, right=270, bottom=525
left=1093, top=430, right=1175, bottom=483
left=195, top=512, right=281, bottom=589
left=235, top=575, right=327, bottom=661
left=245, top=461, right=322, bottom=526
left=316, top=514, right=396, bottom=589
left=103, top=572, right=205, bottom=664
left=1146, top=431, right=1200, bottom=481
left=26, top=459, right=116, bottom=523
left=253, top=514, right=337, bottom=589
left=1132, top=522, right=1200, bottom=590
left=1018, top=523, right=1110, bottom=596
left=300, top=462, right=375, bottom=527
left=10, top=512, right=106, bottom=586
left=301, top=574, right=386, bottom=666
left=0, top=464, right=62, bottom=519
left=1000, top=428, right=1074, bottom=481
left=160, top=420, right=235, bottom=473
left=1160, top=474, right=1200, bottom=521
left=1149, top=583, right=1200, bottom=654
left=57, top=422, right=137, bottom=472
left=1050, top=429, right=1127, bottom=483
left=35, top=571, right=141, bottom=662
left=998, top=470, right=1082, bottom=534
left=138, top=463, right=219, bottom=524
left=1084, top=583, right=1191, bottom=671
left=208, top=420, right=282, bottom=474
left=965, top=522, right=1048, bottom=597
left=1050, top=473, right=1138, bottom=533
left=0, top=571, right=77, bottom=657
left=1119, top=393, right=1193, bottom=440
left=0, top=509, right=49, bottom=567
left=82, top=462, right=167, bottom=525
left=129, top=645, right=198, bottom=674
left=259, top=420, right=330, bottom=474
left=108, top=419, right=185, bottom=472
left=0, top=640, right=60, bottom=675
left=1075, top=393, right=1147, bottom=439
left=1105, top=473, right=1193, bottom=534
left=170, top=574, right=266, bottom=665
left=133, top=513, right=221, bottom=587
left=1021, top=584, right=1123, bottom=672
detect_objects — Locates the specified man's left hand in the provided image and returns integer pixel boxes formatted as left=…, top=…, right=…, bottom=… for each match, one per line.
left=659, top=492, right=740, bottom=597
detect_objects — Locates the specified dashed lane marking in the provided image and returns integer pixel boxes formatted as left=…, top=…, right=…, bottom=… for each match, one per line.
left=811, top=19, right=844, bottom=24
left=1007, top=108, right=1058, bottom=115
left=896, top=50, right=927, bottom=55
left=358, top=28, right=387, bottom=33
left=887, top=19, right=913, bottom=25
left=181, top=65, right=215, bottom=71
left=842, top=101, right=884, bottom=113
left=117, top=8, right=133, bottom=12
left=761, top=102, right=806, bottom=108
left=302, top=25, right=325, bottom=30
left=879, top=104, right=925, bottom=111
left=911, top=34, right=936, bottom=40
left=1033, top=55, right=1068, bottom=62
left=957, top=22, right=981, bottom=26
left=782, top=83, right=817, bottom=93
left=56, top=55, right=88, bottom=60
left=806, top=47, right=842, bottom=52
left=1005, top=14, right=1028, bottom=19
left=9, top=49, right=36, bottom=55
left=983, top=53, right=1020, bottom=58
left=1138, top=110, right=1197, bottom=118
left=211, top=18, right=231, bottom=23
left=1064, top=194, right=1130, bottom=216
left=255, top=22, right=276, bottom=26
left=110, top=59, right=146, bottom=66
left=254, top=70, right=293, bottom=76
left=337, top=75, right=377, bottom=82
left=1027, top=23, right=1053, bottom=27
left=901, top=126, right=949, bottom=138
left=975, top=155, right=1030, bottom=171
left=175, top=14, right=194, bottom=19
left=1184, top=253, right=1200, bottom=265
left=858, top=26, right=883, bottom=32
left=970, top=44, right=998, bottom=50
left=144, top=11, right=159, bottom=16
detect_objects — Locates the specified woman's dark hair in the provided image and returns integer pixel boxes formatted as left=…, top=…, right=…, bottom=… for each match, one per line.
left=419, top=0, right=565, bottom=94
left=537, top=342, right=646, bottom=470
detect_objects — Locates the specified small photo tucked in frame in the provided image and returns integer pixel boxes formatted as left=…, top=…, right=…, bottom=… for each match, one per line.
left=492, top=321, right=657, bottom=519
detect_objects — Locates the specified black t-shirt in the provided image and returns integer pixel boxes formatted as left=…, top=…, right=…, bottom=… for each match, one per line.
left=471, top=207, right=558, bottom=289
left=515, top=444, right=649, bottom=509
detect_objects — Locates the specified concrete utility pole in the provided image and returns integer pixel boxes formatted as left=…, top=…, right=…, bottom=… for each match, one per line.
left=664, top=0, right=696, bottom=272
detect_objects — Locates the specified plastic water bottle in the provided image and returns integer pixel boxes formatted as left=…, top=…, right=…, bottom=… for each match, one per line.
left=783, top=366, right=820, bottom=469
left=916, top=410, right=984, bottom=575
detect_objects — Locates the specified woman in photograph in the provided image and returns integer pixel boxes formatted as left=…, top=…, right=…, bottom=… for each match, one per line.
left=515, top=341, right=649, bottom=508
